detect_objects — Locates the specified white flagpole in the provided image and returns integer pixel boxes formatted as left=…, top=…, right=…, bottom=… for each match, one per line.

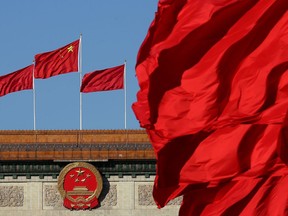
left=124, top=60, right=127, bottom=129
left=32, top=61, right=36, bottom=130
left=79, top=34, right=83, bottom=130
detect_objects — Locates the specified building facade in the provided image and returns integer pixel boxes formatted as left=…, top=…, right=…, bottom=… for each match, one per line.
left=0, top=130, right=180, bottom=216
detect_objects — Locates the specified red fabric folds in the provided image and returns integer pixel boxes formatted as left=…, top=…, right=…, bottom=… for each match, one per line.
left=179, top=159, right=288, bottom=216
left=80, top=64, right=124, bottom=93
left=132, top=0, right=288, bottom=215
left=0, top=65, right=33, bottom=97
left=34, top=39, right=79, bottom=79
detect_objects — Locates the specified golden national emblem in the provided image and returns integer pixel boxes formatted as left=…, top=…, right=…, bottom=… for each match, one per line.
left=58, top=162, right=103, bottom=210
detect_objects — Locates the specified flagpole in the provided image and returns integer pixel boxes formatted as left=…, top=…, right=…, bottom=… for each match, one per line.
left=124, top=60, right=127, bottom=129
left=79, top=34, right=83, bottom=130
left=32, top=61, right=36, bottom=130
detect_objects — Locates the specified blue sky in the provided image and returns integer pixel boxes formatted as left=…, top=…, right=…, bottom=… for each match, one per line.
left=0, top=0, right=157, bottom=130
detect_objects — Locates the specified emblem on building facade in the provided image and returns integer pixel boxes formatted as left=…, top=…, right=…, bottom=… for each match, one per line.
left=58, top=162, right=103, bottom=210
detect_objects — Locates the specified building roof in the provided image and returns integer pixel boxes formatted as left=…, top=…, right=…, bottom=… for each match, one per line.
left=0, top=129, right=155, bottom=161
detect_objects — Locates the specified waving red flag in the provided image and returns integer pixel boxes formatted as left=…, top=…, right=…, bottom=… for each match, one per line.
left=80, top=64, right=124, bottom=93
left=0, top=65, right=33, bottom=97
left=34, top=39, right=79, bottom=79
left=132, top=0, right=288, bottom=215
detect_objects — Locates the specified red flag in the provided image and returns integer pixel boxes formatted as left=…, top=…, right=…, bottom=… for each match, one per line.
left=80, top=64, right=124, bottom=93
left=132, top=0, right=288, bottom=215
left=34, top=39, right=79, bottom=79
left=0, top=65, right=33, bottom=97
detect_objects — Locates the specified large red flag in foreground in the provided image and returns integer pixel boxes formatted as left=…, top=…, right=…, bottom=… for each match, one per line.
left=0, top=65, right=33, bottom=97
left=80, top=64, right=124, bottom=93
left=132, top=0, right=288, bottom=215
left=34, top=39, right=79, bottom=79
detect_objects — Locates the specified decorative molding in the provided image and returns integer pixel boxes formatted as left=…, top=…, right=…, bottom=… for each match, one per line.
left=138, top=185, right=182, bottom=206
left=99, top=184, right=117, bottom=207
left=167, top=196, right=182, bottom=206
left=138, top=185, right=155, bottom=206
left=0, top=186, right=24, bottom=207
left=0, top=143, right=152, bottom=151
left=44, top=185, right=63, bottom=208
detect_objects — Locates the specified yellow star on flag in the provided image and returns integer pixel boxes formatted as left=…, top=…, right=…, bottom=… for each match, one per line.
left=67, top=45, right=74, bottom=52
